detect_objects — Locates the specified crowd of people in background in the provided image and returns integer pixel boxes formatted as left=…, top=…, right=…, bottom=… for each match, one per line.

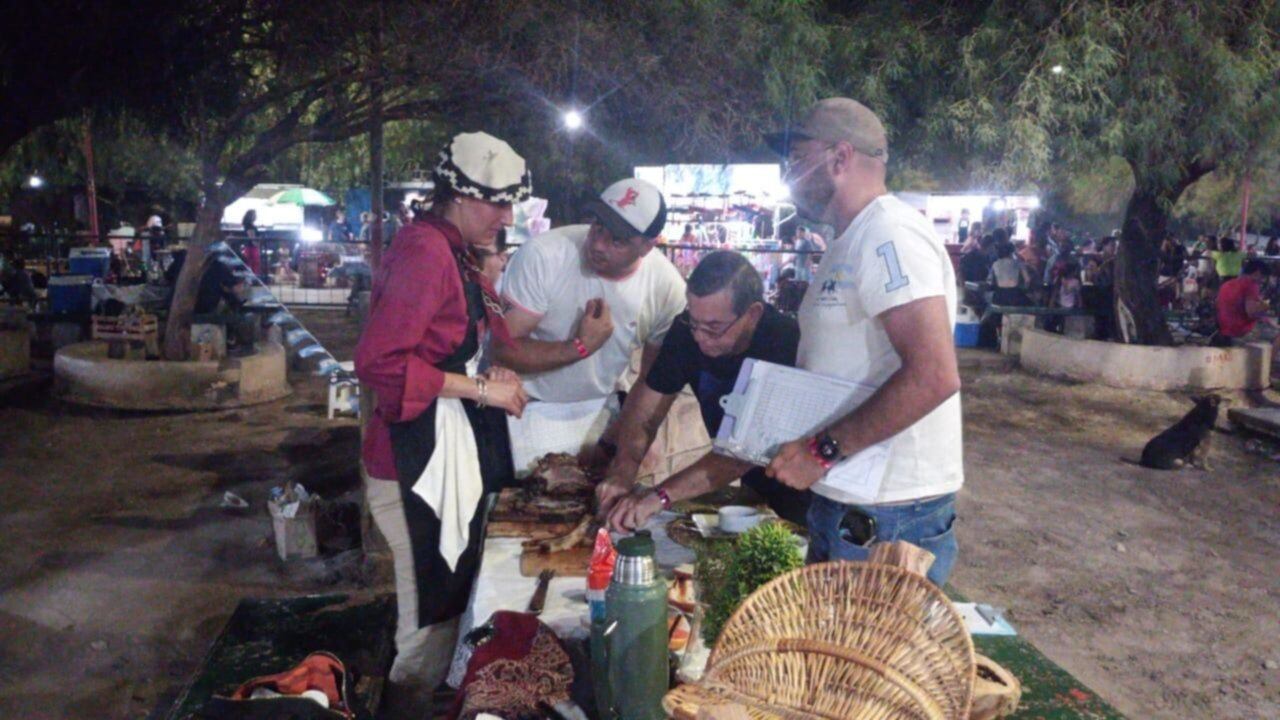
left=953, top=218, right=1280, bottom=347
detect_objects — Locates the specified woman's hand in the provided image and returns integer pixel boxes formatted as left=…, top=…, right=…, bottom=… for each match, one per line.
left=483, top=366, right=519, bottom=384
left=482, top=373, right=528, bottom=418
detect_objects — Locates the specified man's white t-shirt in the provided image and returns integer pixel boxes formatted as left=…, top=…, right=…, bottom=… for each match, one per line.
left=797, top=194, right=964, bottom=505
left=499, top=224, right=686, bottom=402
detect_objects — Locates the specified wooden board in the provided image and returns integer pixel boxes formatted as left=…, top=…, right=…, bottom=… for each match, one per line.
left=519, top=545, right=593, bottom=577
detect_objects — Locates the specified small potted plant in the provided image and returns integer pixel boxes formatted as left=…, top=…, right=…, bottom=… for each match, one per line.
left=696, top=521, right=804, bottom=645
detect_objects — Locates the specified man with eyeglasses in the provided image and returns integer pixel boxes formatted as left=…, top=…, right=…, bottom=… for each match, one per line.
left=596, top=250, right=810, bottom=531
left=492, top=178, right=687, bottom=473
left=763, top=98, right=964, bottom=587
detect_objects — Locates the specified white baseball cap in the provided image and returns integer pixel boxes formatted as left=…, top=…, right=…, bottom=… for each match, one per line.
left=583, top=178, right=667, bottom=240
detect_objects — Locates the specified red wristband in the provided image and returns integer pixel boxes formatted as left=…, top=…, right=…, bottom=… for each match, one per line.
left=654, top=487, right=672, bottom=510
left=806, top=436, right=834, bottom=470
left=572, top=337, right=589, bottom=358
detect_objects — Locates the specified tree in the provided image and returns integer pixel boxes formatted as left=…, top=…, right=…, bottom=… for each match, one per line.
left=156, top=0, right=519, bottom=359
left=451, top=0, right=827, bottom=219
left=949, top=1, right=1280, bottom=344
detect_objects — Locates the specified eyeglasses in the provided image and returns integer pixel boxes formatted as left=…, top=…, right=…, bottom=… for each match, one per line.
left=782, top=142, right=838, bottom=179
left=678, top=309, right=746, bottom=339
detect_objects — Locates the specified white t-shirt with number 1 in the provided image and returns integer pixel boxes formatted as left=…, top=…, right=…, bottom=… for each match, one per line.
left=797, top=194, right=964, bottom=505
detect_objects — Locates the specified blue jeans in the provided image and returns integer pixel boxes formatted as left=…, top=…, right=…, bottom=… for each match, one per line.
left=806, top=492, right=958, bottom=587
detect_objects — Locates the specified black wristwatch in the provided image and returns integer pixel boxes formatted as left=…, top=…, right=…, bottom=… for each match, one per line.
left=814, top=431, right=842, bottom=463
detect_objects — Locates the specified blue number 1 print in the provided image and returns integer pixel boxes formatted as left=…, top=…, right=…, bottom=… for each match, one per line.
left=876, top=242, right=910, bottom=292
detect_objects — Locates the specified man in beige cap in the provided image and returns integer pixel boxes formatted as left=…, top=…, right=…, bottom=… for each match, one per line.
left=762, top=98, right=964, bottom=586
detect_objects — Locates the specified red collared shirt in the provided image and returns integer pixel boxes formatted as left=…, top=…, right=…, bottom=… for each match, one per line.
left=355, top=217, right=486, bottom=480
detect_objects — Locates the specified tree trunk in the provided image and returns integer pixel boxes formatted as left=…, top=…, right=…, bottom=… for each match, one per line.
left=369, top=94, right=384, bottom=270
left=162, top=194, right=226, bottom=360
left=1114, top=186, right=1177, bottom=346
left=369, top=3, right=385, bottom=271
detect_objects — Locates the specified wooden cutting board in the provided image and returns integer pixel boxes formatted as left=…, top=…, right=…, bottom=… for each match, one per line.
left=519, top=546, right=593, bottom=577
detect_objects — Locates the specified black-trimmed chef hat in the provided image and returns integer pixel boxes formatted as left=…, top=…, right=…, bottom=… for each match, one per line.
left=434, top=132, right=532, bottom=204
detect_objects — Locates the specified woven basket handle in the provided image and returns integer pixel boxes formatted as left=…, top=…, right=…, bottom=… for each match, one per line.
left=868, top=540, right=935, bottom=578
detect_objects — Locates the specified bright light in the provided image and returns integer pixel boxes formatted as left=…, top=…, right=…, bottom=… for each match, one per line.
left=992, top=198, right=1007, bottom=211
left=563, top=109, right=584, bottom=131
left=300, top=227, right=323, bottom=243
left=1029, top=197, right=1041, bottom=209
left=1050, top=64, right=1064, bottom=75
left=27, top=174, right=44, bottom=189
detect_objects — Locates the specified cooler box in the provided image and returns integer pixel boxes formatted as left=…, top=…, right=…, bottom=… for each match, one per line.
left=68, top=247, right=111, bottom=278
left=954, top=304, right=981, bottom=348
left=48, top=275, right=94, bottom=315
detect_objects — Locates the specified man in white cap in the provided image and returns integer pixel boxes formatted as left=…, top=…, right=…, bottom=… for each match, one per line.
left=492, top=178, right=686, bottom=472
left=762, top=98, right=964, bottom=587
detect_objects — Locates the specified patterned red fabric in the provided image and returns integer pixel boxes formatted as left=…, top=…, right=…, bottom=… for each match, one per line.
left=450, top=611, right=574, bottom=720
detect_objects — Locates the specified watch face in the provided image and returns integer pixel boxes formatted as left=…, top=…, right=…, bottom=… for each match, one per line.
left=818, top=435, right=840, bottom=460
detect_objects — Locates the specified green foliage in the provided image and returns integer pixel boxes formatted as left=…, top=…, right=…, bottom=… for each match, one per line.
left=0, top=115, right=199, bottom=215
left=949, top=1, right=1280, bottom=195
left=1175, top=156, right=1280, bottom=232
left=698, top=521, right=804, bottom=645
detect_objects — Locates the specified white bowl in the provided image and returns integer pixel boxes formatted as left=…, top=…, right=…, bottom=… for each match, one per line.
left=718, top=506, right=761, bottom=534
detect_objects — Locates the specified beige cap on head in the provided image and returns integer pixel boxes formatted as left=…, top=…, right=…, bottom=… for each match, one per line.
left=765, top=97, right=888, bottom=162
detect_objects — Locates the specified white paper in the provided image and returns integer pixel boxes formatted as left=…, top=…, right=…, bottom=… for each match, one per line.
left=953, top=602, right=1018, bottom=636
left=714, top=360, right=891, bottom=503
left=506, top=396, right=615, bottom=476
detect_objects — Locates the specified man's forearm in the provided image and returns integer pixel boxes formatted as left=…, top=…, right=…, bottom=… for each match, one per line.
left=605, top=400, right=665, bottom=484
left=492, top=337, right=582, bottom=374
left=825, top=362, right=960, bottom=458
left=658, top=452, right=754, bottom=503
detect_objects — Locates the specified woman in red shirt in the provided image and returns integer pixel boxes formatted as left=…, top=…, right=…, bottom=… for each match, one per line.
left=355, top=132, right=531, bottom=690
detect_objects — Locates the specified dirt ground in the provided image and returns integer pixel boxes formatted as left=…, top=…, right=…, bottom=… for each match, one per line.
left=1, top=309, right=1278, bottom=719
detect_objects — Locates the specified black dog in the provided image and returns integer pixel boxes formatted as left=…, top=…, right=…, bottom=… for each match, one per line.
left=1138, top=395, right=1220, bottom=470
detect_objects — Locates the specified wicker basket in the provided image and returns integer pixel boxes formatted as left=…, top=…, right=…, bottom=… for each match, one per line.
left=664, top=542, right=975, bottom=720
left=970, top=654, right=1021, bottom=720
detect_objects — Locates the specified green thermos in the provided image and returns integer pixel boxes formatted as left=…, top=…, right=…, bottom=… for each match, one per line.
left=599, top=531, right=669, bottom=720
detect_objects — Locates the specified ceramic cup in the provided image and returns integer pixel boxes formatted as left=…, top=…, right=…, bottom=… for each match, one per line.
left=718, top=505, right=761, bottom=534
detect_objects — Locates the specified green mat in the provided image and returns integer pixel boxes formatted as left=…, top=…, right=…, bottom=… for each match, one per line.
left=948, top=586, right=1125, bottom=719
left=974, top=634, right=1126, bottom=719
left=165, top=594, right=395, bottom=720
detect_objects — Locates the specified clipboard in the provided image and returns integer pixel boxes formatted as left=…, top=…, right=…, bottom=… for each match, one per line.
left=714, top=359, right=892, bottom=502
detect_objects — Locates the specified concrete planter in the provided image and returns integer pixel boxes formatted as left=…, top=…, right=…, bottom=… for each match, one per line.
left=1018, top=328, right=1270, bottom=391
left=54, top=340, right=291, bottom=411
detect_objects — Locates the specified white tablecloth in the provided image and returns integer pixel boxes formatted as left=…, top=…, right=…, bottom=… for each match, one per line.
left=446, top=511, right=696, bottom=687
